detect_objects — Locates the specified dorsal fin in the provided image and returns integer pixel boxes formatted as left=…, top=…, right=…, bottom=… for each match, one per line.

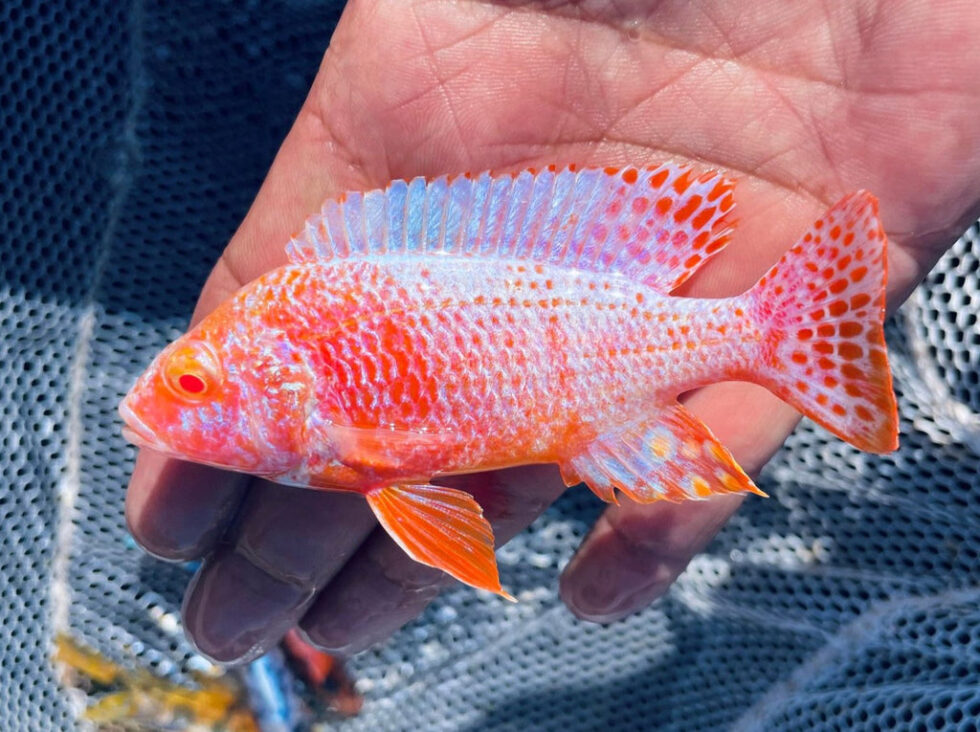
left=286, top=164, right=736, bottom=293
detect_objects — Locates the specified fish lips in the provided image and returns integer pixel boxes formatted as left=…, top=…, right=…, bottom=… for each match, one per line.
left=118, top=396, right=169, bottom=452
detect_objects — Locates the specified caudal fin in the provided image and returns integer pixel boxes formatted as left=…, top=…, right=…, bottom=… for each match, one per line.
left=748, top=192, right=898, bottom=453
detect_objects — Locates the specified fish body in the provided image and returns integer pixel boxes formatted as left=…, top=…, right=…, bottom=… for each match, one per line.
left=221, top=258, right=758, bottom=487
left=121, top=164, right=898, bottom=597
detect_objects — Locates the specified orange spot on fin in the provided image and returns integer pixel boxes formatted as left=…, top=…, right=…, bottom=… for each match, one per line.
left=561, top=404, right=764, bottom=504
left=366, top=484, right=514, bottom=600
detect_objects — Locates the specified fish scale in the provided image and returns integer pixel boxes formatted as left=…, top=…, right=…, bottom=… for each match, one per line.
left=258, top=259, right=756, bottom=459
left=121, top=163, right=899, bottom=598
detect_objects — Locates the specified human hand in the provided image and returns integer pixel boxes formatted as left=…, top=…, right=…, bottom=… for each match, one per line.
left=125, top=0, right=980, bottom=662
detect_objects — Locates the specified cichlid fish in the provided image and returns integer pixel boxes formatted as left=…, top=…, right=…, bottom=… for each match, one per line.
left=120, top=164, right=898, bottom=598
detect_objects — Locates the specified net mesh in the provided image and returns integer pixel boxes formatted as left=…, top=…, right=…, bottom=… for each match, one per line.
left=2, top=1, right=979, bottom=730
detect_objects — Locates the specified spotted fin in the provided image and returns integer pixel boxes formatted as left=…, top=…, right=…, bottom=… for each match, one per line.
left=286, top=164, right=736, bottom=294
left=559, top=404, right=764, bottom=503
left=365, top=483, right=514, bottom=600
left=747, top=192, right=898, bottom=453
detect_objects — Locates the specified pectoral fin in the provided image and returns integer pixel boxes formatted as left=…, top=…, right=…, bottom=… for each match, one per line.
left=365, top=483, right=514, bottom=600
left=561, top=404, right=766, bottom=503
left=322, top=422, right=454, bottom=474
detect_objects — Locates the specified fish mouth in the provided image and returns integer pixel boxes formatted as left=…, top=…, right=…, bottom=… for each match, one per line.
left=119, top=398, right=168, bottom=451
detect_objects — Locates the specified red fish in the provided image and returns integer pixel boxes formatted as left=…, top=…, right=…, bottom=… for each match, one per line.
left=120, top=164, right=898, bottom=598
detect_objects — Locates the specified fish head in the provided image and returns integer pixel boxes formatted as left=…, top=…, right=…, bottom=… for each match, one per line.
left=119, top=311, right=314, bottom=476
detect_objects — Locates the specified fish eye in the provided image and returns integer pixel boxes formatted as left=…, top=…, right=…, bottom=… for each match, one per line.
left=162, top=342, right=220, bottom=401
left=177, top=372, right=207, bottom=395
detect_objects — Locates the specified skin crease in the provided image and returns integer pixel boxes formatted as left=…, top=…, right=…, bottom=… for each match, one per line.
left=125, top=0, right=980, bottom=663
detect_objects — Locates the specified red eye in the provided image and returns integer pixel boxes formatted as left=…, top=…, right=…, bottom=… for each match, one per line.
left=177, top=373, right=207, bottom=394
left=163, top=341, right=220, bottom=401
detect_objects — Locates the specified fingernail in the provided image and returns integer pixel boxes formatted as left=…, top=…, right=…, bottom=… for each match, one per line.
left=182, top=549, right=313, bottom=664
left=562, top=541, right=676, bottom=623
left=564, top=564, right=674, bottom=623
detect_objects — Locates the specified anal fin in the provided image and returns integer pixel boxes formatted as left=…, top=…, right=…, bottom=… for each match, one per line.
left=562, top=404, right=766, bottom=503
left=365, top=483, right=514, bottom=600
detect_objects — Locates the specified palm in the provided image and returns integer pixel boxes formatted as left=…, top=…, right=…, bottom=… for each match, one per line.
left=324, top=1, right=978, bottom=272
left=127, top=0, right=980, bottom=661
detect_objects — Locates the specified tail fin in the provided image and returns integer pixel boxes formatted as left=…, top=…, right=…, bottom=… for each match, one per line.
left=748, top=192, right=898, bottom=453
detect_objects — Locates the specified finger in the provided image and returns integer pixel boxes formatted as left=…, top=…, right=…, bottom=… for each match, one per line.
left=560, top=382, right=801, bottom=622
left=182, top=548, right=309, bottom=665
left=560, top=495, right=744, bottom=623
left=125, top=449, right=247, bottom=561
left=181, top=482, right=376, bottom=663
left=299, top=465, right=566, bottom=655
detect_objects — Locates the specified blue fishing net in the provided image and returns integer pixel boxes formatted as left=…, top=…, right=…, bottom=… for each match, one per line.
left=2, top=1, right=979, bottom=729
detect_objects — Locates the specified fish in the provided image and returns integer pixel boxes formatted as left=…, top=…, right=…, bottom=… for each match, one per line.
left=120, top=163, right=899, bottom=599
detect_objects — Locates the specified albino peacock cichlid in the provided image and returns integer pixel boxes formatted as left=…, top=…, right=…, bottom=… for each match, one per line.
left=120, top=163, right=898, bottom=598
